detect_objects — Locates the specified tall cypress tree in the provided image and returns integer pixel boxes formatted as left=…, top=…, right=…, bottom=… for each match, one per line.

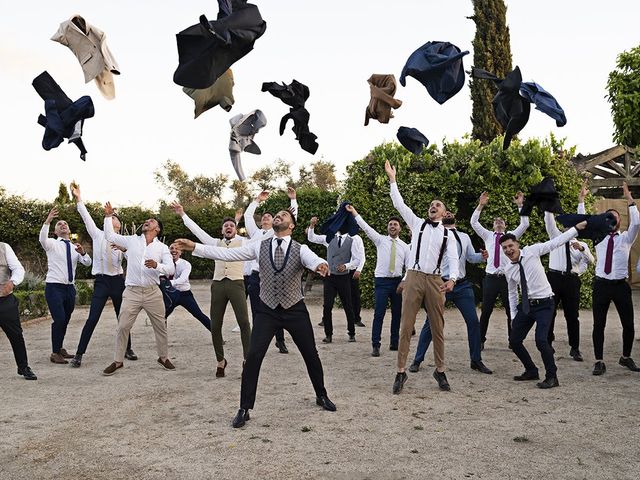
left=469, top=0, right=513, bottom=144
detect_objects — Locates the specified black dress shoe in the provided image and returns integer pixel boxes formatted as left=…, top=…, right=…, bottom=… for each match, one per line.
left=433, top=370, right=450, bottom=391
left=232, top=408, right=250, bottom=428
left=392, top=372, right=407, bottom=394
left=371, top=346, right=380, bottom=357
left=619, top=356, right=640, bottom=372
left=316, top=395, right=337, bottom=411
left=348, top=334, right=356, bottom=342
left=322, top=336, right=332, bottom=344
left=513, top=370, right=540, bottom=381
left=408, top=362, right=420, bottom=373
left=593, top=361, right=606, bottom=376
left=317, top=321, right=324, bottom=327
left=470, top=360, right=493, bottom=374
left=18, top=366, right=37, bottom=380
left=70, top=354, right=82, bottom=368
left=125, top=349, right=138, bottom=361
left=275, top=341, right=289, bottom=354
left=389, top=344, right=398, bottom=351
left=570, top=348, right=584, bottom=362
left=536, top=376, right=559, bottom=389
left=355, top=321, right=365, bottom=327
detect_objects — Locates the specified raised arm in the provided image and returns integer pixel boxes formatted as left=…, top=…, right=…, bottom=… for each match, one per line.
left=175, top=238, right=258, bottom=262
left=623, top=182, right=640, bottom=244
left=510, top=191, right=529, bottom=239
left=544, top=211, right=562, bottom=239
left=71, top=183, right=101, bottom=239
left=287, top=187, right=298, bottom=220
left=348, top=204, right=383, bottom=245
left=533, top=225, right=582, bottom=257
left=39, top=208, right=58, bottom=250
left=103, top=202, right=130, bottom=249
left=244, top=198, right=261, bottom=238
left=183, top=213, right=220, bottom=245
left=470, top=192, right=493, bottom=240
left=577, top=178, right=588, bottom=214
left=307, top=216, right=329, bottom=246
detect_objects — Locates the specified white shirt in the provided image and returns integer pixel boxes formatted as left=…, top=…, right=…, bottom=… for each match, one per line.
left=77, top=202, right=124, bottom=276
left=307, top=229, right=365, bottom=272
left=544, top=212, right=594, bottom=275
left=103, top=218, right=174, bottom=287
left=390, top=182, right=459, bottom=280
left=181, top=213, right=249, bottom=277
left=1, top=242, right=25, bottom=287
left=505, top=228, right=579, bottom=319
left=193, top=235, right=326, bottom=273
left=355, top=214, right=408, bottom=277
left=243, top=198, right=298, bottom=272
left=39, top=224, right=92, bottom=284
left=170, top=258, right=191, bottom=292
left=470, top=206, right=529, bottom=275
left=442, top=228, right=485, bottom=279
left=588, top=204, right=639, bottom=280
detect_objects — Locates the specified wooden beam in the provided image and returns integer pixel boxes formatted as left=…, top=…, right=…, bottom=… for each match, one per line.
left=582, top=145, right=628, bottom=171
left=589, top=165, right=619, bottom=178
left=630, top=161, right=640, bottom=177
left=606, top=159, right=628, bottom=177
left=591, top=178, right=640, bottom=187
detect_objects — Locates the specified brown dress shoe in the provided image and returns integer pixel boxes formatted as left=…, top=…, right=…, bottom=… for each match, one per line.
left=157, top=358, right=175, bottom=370
left=103, top=362, right=123, bottom=376
left=50, top=352, right=69, bottom=364
left=59, top=348, right=74, bottom=359
left=216, top=358, right=228, bottom=378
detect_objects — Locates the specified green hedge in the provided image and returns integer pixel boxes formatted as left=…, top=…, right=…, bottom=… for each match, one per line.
left=13, top=281, right=94, bottom=320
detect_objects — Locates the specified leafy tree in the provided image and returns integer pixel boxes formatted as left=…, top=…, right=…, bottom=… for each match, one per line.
left=607, top=44, right=640, bottom=147
left=54, top=182, right=72, bottom=205
left=249, top=158, right=292, bottom=191
left=468, top=0, right=513, bottom=144
left=154, top=159, right=228, bottom=206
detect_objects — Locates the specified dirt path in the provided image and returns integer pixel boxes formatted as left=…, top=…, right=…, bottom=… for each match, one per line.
left=1, top=281, right=639, bottom=479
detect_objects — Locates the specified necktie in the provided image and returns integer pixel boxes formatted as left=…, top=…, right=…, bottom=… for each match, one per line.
left=274, top=238, right=284, bottom=269
left=389, top=238, right=396, bottom=273
left=604, top=233, right=615, bottom=274
left=518, top=257, right=529, bottom=314
left=63, top=240, right=73, bottom=282
left=225, top=238, right=231, bottom=246
left=337, top=235, right=342, bottom=248
left=494, top=232, right=502, bottom=268
left=565, top=242, right=572, bottom=274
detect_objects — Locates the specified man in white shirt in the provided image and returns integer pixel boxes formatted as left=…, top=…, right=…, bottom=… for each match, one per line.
left=470, top=190, right=529, bottom=349
left=500, top=221, right=587, bottom=389
left=69, top=184, right=136, bottom=368
left=0, top=242, right=37, bottom=380
left=589, top=182, right=640, bottom=375
left=162, top=243, right=212, bottom=331
left=174, top=209, right=336, bottom=429
left=101, top=202, right=175, bottom=376
left=409, top=212, right=493, bottom=375
left=40, top=207, right=92, bottom=364
left=345, top=204, right=409, bottom=356
left=384, top=160, right=458, bottom=394
left=244, top=187, right=298, bottom=354
left=171, top=203, right=250, bottom=378
left=307, top=216, right=364, bottom=343
left=543, top=182, right=594, bottom=363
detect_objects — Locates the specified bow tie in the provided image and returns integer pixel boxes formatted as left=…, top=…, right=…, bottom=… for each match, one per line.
left=425, top=219, right=439, bottom=227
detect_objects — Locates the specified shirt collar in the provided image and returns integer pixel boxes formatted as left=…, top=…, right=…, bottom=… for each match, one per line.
left=273, top=235, right=291, bottom=244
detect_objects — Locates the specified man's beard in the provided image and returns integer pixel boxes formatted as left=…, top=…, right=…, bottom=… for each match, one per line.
left=273, top=222, right=288, bottom=233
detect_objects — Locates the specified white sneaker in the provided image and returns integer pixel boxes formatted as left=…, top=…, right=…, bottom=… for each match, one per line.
left=231, top=325, right=241, bottom=333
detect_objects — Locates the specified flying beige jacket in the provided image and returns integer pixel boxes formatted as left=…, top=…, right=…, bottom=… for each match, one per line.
left=51, top=15, right=120, bottom=100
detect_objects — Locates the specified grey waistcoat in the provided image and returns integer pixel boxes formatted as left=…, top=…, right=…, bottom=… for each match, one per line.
left=259, top=238, right=305, bottom=309
left=0, top=243, right=11, bottom=284
left=327, top=235, right=352, bottom=276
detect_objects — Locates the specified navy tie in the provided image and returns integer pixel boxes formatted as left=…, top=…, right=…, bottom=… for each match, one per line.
left=63, top=240, right=73, bottom=282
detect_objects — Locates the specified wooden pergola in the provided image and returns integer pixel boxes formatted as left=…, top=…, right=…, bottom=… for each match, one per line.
left=572, top=145, right=638, bottom=196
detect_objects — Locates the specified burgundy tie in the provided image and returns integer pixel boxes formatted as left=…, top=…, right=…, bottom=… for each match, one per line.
left=604, top=233, right=615, bottom=274
left=493, top=232, right=502, bottom=269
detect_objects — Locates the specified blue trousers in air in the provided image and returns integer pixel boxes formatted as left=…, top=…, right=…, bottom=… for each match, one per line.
left=165, top=290, right=212, bottom=331
left=413, top=280, right=482, bottom=364
left=45, top=283, right=76, bottom=353
left=371, top=277, right=402, bottom=348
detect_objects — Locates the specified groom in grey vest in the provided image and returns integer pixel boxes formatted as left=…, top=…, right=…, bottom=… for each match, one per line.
left=175, top=209, right=337, bottom=429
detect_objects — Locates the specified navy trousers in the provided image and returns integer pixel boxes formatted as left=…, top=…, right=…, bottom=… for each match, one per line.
left=371, top=277, right=402, bottom=348
left=45, top=283, right=76, bottom=353
left=76, top=275, right=130, bottom=355
left=165, top=290, right=212, bottom=331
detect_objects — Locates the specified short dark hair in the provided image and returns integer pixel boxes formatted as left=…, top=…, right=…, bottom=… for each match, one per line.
left=284, top=208, right=297, bottom=227
left=221, top=217, right=237, bottom=226
left=388, top=216, right=403, bottom=225
left=606, top=208, right=620, bottom=216
left=154, top=218, right=164, bottom=238
left=499, top=233, right=517, bottom=244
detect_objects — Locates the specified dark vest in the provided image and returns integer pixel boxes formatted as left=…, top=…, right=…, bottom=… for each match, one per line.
left=327, top=235, right=352, bottom=276
left=258, top=238, right=305, bottom=309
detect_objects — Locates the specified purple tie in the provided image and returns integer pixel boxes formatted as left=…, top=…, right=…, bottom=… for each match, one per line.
left=604, top=233, right=615, bottom=274
left=494, top=232, right=502, bottom=269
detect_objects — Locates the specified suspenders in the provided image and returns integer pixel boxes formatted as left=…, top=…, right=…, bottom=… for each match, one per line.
left=412, top=220, right=449, bottom=274
left=433, top=228, right=448, bottom=275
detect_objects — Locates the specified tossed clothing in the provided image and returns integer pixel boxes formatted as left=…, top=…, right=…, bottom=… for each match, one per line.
left=32, top=71, right=94, bottom=160
left=229, top=110, right=267, bottom=180
left=396, top=127, right=429, bottom=155
left=51, top=15, right=120, bottom=99
left=364, top=74, right=402, bottom=126
left=519, top=82, right=567, bottom=127
left=317, top=202, right=360, bottom=243
left=173, top=0, right=266, bottom=89
left=183, top=69, right=235, bottom=118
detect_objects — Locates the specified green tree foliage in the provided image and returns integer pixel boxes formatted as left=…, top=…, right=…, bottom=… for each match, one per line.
left=607, top=44, right=640, bottom=147
left=469, top=0, right=513, bottom=144
left=154, top=159, right=228, bottom=206
left=343, top=137, right=594, bottom=309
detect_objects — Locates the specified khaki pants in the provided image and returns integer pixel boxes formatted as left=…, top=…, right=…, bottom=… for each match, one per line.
left=115, top=285, right=168, bottom=363
left=398, top=271, right=446, bottom=370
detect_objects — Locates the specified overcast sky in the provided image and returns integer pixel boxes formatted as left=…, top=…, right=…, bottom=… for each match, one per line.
left=1, top=0, right=638, bottom=207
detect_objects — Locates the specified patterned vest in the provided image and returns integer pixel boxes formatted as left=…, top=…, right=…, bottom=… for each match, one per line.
left=212, top=238, right=245, bottom=281
left=258, top=238, right=304, bottom=309
left=0, top=243, right=11, bottom=284
left=327, top=235, right=352, bottom=276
